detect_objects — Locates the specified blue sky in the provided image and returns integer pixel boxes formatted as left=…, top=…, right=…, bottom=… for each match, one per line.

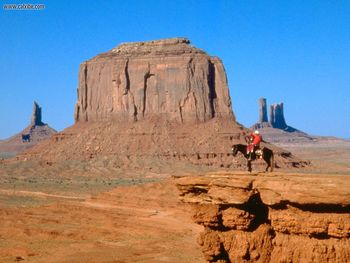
left=1, top=0, right=349, bottom=139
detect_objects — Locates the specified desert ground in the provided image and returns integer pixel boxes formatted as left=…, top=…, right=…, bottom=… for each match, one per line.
left=274, top=138, right=350, bottom=175
left=0, top=163, right=207, bottom=263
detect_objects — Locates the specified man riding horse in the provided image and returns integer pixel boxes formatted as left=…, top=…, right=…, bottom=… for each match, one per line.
left=232, top=129, right=274, bottom=172
left=246, top=130, right=262, bottom=160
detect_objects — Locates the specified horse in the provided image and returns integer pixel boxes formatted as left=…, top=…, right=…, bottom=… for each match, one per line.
left=231, top=144, right=274, bottom=172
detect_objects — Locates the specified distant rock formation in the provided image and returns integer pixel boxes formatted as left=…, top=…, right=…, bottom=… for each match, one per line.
left=251, top=98, right=318, bottom=145
left=259, top=98, right=268, bottom=123
left=74, top=37, right=234, bottom=123
left=31, top=101, right=44, bottom=126
left=252, top=98, right=298, bottom=132
left=253, top=98, right=271, bottom=129
left=176, top=174, right=350, bottom=263
left=0, top=101, right=56, bottom=154
left=8, top=39, right=307, bottom=170
left=270, top=102, right=287, bottom=129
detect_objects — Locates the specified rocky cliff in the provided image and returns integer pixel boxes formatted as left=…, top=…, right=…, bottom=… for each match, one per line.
left=176, top=173, right=350, bottom=262
left=75, top=38, right=234, bottom=123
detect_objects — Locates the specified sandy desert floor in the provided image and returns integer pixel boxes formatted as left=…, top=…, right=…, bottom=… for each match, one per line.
left=0, top=172, right=205, bottom=263
left=276, top=139, right=350, bottom=175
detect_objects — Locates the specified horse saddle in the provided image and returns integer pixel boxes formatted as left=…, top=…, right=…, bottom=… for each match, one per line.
left=255, top=149, right=263, bottom=157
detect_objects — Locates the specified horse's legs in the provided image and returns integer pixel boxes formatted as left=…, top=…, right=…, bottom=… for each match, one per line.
left=263, top=155, right=274, bottom=172
left=270, top=155, right=274, bottom=172
left=247, top=160, right=252, bottom=172
left=265, top=164, right=269, bottom=172
left=263, top=155, right=270, bottom=172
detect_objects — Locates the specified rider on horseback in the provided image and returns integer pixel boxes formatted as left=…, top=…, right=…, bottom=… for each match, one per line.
left=246, top=130, right=262, bottom=160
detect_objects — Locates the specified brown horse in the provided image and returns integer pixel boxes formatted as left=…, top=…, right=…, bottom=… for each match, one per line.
left=232, top=144, right=274, bottom=172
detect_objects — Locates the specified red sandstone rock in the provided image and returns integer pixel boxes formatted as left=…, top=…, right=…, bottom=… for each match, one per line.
left=221, top=207, right=255, bottom=230
left=269, top=205, right=350, bottom=239
left=193, top=204, right=220, bottom=228
left=75, top=38, right=234, bottom=123
left=176, top=173, right=350, bottom=262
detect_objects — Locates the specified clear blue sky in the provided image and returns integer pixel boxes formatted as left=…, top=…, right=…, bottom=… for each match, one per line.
left=1, top=0, right=349, bottom=139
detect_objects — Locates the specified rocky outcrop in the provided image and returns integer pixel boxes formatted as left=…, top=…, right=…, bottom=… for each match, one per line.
left=31, top=101, right=44, bottom=126
left=74, top=38, right=234, bottom=123
left=252, top=98, right=301, bottom=133
left=176, top=173, right=350, bottom=262
left=259, top=98, right=268, bottom=123
left=269, top=103, right=287, bottom=129
left=252, top=98, right=271, bottom=129
left=250, top=98, right=339, bottom=146
left=0, top=101, right=56, bottom=154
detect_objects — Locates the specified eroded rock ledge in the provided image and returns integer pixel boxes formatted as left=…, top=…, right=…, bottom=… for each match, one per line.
left=176, top=173, right=350, bottom=262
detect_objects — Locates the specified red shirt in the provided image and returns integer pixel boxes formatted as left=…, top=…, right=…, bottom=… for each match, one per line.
left=251, top=134, right=262, bottom=145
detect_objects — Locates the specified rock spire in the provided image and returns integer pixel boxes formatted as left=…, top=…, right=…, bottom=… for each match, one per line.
left=251, top=98, right=295, bottom=131
left=31, top=101, right=44, bottom=126
left=259, top=97, right=268, bottom=123
left=270, top=103, right=287, bottom=129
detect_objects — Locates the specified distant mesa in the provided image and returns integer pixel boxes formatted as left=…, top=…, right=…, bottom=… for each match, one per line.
left=0, top=101, right=56, bottom=155
left=74, top=37, right=234, bottom=124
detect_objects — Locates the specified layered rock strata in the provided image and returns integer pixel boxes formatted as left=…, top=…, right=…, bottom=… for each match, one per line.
left=75, top=37, right=234, bottom=123
left=176, top=173, right=350, bottom=262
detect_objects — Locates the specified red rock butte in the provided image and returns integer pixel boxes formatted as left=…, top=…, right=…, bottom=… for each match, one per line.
left=11, top=38, right=306, bottom=170
left=74, top=37, right=234, bottom=123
